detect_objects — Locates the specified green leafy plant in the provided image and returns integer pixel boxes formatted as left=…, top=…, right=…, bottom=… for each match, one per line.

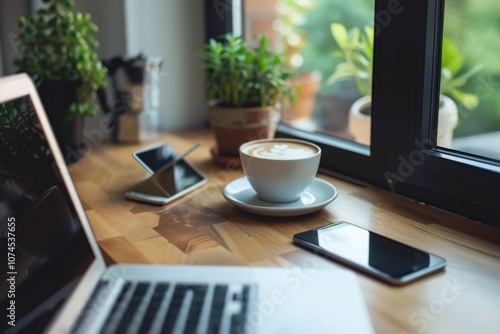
left=440, top=36, right=481, bottom=109
left=14, top=0, right=107, bottom=118
left=200, top=34, right=295, bottom=108
left=328, top=23, right=481, bottom=109
left=299, top=0, right=374, bottom=95
left=327, top=23, right=373, bottom=97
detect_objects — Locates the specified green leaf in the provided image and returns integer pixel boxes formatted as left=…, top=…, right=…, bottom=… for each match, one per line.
left=327, top=62, right=354, bottom=85
left=364, top=26, right=374, bottom=49
left=441, top=37, right=462, bottom=75
left=331, top=23, right=348, bottom=49
left=439, top=37, right=481, bottom=109
left=450, top=89, right=479, bottom=110
left=450, top=64, right=482, bottom=88
left=329, top=23, right=372, bottom=96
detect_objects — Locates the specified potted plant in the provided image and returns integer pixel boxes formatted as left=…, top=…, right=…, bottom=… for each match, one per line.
left=275, top=0, right=322, bottom=124
left=329, top=23, right=481, bottom=147
left=328, top=23, right=373, bottom=145
left=14, top=0, right=107, bottom=156
left=201, top=34, right=295, bottom=164
left=438, top=37, right=481, bottom=146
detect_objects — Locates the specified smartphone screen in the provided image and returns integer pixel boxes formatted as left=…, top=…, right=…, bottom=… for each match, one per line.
left=133, top=144, right=178, bottom=174
left=127, top=144, right=206, bottom=204
left=293, top=222, right=446, bottom=285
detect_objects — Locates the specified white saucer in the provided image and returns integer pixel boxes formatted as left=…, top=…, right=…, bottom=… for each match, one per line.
left=222, top=177, right=338, bottom=217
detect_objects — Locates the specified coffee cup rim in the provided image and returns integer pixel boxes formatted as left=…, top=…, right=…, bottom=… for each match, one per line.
left=239, top=138, right=321, bottom=161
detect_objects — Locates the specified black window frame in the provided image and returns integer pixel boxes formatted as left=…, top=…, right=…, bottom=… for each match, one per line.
left=205, top=0, right=500, bottom=228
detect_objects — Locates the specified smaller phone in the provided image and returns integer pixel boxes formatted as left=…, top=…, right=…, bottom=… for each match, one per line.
left=133, top=143, right=180, bottom=174
left=293, top=222, right=447, bottom=285
left=126, top=143, right=207, bottom=205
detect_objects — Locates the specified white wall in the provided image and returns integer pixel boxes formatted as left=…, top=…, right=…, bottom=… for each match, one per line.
left=74, top=0, right=127, bottom=59
left=125, top=0, right=206, bottom=130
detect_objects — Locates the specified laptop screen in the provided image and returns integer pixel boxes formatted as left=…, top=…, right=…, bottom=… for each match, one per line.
left=0, top=95, right=95, bottom=332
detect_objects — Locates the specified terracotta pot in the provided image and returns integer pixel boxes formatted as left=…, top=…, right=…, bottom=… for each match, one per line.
left=281, top=71, right=322, bottom=123
left=207, top=103, right=281, bottom=157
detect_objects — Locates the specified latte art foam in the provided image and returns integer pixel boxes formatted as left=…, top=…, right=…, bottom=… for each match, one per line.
left=244, top=142, right=317, bottom=159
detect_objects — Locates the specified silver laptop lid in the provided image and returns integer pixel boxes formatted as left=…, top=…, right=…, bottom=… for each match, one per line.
left=0, top=74, right=106, bottom=333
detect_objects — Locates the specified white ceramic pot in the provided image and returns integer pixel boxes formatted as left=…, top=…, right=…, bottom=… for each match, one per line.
left=437, top=95, right=458, bottom=148
left=348, top=95, right=372, bottom=146
left=347, top=95, right=458, bottom=147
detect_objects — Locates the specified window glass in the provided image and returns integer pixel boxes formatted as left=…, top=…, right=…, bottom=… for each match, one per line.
left=439, top=0, right=500, bottom=161
left=244, top=0, right=375, bottom=146
left=231, top=0, right=500, bottom=227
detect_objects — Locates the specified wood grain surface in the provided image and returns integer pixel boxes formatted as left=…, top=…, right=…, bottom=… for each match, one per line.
left=69, top=127, right=500, bottom=334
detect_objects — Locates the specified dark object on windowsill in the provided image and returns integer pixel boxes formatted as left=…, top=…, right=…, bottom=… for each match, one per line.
left=98, top=54, right=163, bottom=143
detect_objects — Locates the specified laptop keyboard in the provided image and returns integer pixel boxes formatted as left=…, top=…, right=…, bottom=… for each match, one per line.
left=76, top=281, right=254, bottom=334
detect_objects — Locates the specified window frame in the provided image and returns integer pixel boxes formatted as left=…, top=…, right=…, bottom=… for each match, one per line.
left=205, top=0, right=500, bottom=228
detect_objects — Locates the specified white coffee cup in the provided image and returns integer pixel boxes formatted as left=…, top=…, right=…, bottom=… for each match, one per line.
left=239, top=138, right=321, bottom=203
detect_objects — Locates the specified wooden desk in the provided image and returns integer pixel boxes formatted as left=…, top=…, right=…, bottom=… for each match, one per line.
left=69, top=127, right=500, bottom=334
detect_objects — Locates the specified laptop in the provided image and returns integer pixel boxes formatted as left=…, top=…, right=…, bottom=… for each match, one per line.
left=0, top=73, right=374, bottom=334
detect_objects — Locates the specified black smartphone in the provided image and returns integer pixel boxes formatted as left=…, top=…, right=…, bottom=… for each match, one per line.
left=126, top=143, right=207, bottom=205
left=293, top=222, right=447, bottom=285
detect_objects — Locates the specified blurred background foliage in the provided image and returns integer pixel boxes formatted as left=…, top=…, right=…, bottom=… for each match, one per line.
left=299, top=0, right=373, bottom=95
left=442, top=0, right=500, bottom=137
left=294, top=0, right=500, bottom=138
